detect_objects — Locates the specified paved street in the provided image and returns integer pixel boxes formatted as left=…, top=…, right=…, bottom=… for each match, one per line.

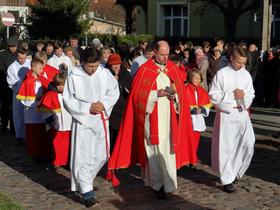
left=0, top=107, right=279, bottom=210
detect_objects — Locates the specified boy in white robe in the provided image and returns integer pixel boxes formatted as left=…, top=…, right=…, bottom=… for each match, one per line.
left=47, top=41, right=74, bottom=75
left=63, top=47, right=119, bottom=207
left=209, top=46, right=255, bottom=193
left=6, top=46, right=31, bottom=143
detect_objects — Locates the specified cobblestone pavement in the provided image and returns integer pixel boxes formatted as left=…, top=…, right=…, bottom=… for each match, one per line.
left=0, top=107, right=279, bottom=210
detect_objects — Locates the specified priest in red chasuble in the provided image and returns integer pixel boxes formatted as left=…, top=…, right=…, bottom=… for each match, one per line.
left=107, top=40, right=196, bottom=199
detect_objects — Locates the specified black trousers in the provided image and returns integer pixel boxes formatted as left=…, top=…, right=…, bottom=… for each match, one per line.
left=0, top=73, right=14, bottom=133
left=109, top=126, right=119, bottom=155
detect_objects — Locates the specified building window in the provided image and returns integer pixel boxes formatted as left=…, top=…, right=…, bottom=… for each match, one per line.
left=162, top=5, right=188, bottom=36
left=272, top=7, right=280, bottom=38
left=8, top=0, right=20, bottom=6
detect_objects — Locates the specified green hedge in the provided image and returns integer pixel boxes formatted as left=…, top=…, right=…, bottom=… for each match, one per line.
left=86, top=33, right=155, bottom=47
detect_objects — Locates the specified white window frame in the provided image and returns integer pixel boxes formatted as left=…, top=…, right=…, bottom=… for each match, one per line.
left=156, top=2, right=190, bottom=37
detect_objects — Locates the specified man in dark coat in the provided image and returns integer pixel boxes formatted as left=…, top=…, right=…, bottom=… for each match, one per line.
left=0, top=37, right=18, bottom=133
left=68, top=34, right=84, bottom=62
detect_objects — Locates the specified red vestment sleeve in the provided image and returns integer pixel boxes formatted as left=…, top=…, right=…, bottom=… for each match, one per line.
left=38, top=90, right=61, bottom=113
left=107, top=59, right=197, bottom=186
left=16, top=70, right=36, bottom=101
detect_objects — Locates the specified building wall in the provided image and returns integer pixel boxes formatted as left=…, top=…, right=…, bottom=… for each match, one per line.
left=190, top=1, right=260, bottom=39
left=236, top=11, right=260, bottom=39
left=89, top=0, right=125, bottom=25
left=135, top=5, right=147, bottom=34
left=88, top=0, right=126, bottom=34
left=137, top=0, right=262, bottom=40
left=0, top=0, right=27, bottom=6
left=88, top=19, right=125, bottom=35
left=189, top=2, right=224, bottom=38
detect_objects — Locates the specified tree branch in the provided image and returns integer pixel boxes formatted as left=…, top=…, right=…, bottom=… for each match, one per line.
left=240, top=0, right=260, bottom=13
left=200, top=0, right=228, bottom=15
left=237, top=0, right=245, bottom=9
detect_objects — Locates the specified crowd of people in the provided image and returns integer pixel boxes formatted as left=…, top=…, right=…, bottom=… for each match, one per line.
left=0, top=34, right=279, bottom=207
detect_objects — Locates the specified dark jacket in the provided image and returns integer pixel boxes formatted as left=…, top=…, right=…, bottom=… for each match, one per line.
left=0, top=49, right=16, bottom=100
left=109, top=68, right=132, bottom=129
left=248, top=51, right=260, bottom=81
left=208, top=56, right=222, bottom=85
left=72, top=46, right=85, bottom=62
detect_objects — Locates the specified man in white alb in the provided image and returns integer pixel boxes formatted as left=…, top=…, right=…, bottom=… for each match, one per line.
left=63, top=47, right=119, bottom=207
left=209, top=46, right=255, bottom=193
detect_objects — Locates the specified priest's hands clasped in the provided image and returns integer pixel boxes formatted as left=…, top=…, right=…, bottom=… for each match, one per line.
left=157, top=86, right=176, bottom=101
left=90, top=101, right=105, bottom=114
left=233, top=89, right=245, bottom=100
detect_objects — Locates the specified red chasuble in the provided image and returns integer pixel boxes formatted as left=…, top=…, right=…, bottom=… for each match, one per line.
left=108, top=59, right=197, bottom=180
left=185, top=83, right=211, bottom=109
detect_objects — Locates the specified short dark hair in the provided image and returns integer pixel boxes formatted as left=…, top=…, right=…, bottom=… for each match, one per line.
left=17, top=46, right=27, bottom=55
left=183, top=48, right=191, bottom=53
left=145, top=43, right=155, bottom=52
left=54, top=41, right=63, bottom=50
left=216, top=38, right=224, bottom=45
left=187, top=68, right=203, bottom=83
left=70, top=34, right=79, bottom=40
left=232, top=46, right=248, bottom=58
left=45, top=41, right=54, bottom=47
left=202, top=41, right=211, bottom=48
left=53, top=73, right=66, bottom=86
left=83, top=47, right=100, bottom=63
left=238, top=41, right=247, bottom=48
left=169, top=53, right=180, bottom=64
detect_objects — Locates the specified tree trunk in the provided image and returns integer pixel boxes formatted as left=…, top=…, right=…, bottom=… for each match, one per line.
left=124, top=5, right=133, bottom=34
left=224, top=14, right=239, bottom=41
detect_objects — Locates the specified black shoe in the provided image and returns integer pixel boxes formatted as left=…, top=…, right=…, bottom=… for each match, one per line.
left=153, top=186, right=167, bottom=200
left=223, top=183, right=236, bottom=193
left=33, top=157, right=43, bottom=163
left=1, top=126, right=7, bottom=134
left=272, top=132, right=280, bottom=138
left=15, top=138, right=24, bottom=146
left=84, top=197, right=97, bottom=208
left=232, top=178, right=238, bottom=184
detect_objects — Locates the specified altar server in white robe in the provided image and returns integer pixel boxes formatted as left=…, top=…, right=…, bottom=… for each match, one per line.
left=209, top=46, right=255, bottom=193
left=47, top=41, right=74, bottom=75
left=6, top=46, right=31, bottom=142
left=63, top=47, right=119, bottom=207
